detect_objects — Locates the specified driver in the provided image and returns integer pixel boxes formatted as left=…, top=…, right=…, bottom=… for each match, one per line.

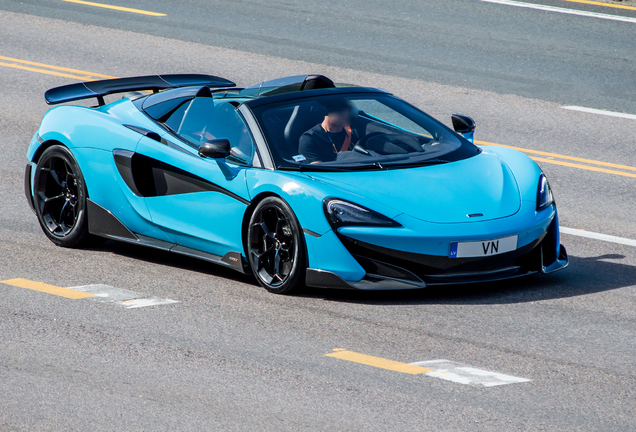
left=298, top=97, right=359, bottom=163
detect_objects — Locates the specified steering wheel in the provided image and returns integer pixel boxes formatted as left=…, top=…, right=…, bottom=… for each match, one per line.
left=354, top=131, right=389, bottom=150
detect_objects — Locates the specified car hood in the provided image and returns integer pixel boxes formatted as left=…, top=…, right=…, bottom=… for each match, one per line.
left=303, top=152, right=521, bottom=224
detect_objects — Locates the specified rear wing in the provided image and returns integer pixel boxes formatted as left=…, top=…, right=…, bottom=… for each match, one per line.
left=44, top=74, right=236, bottom=106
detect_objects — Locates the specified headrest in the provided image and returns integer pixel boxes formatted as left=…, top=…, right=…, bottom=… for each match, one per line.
left=318, top=96, right=352, bottom=113
left=195, top=86, right=212, bottom=98
left=300, top=75, right=335, bottom=90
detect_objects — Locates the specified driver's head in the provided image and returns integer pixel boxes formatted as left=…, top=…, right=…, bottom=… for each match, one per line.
left=321, top=97, right=352, bottom=128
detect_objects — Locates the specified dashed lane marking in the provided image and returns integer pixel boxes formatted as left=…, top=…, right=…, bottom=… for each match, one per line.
left=61, top=0, right=166, bottom=16
left=0, top=278, right=95, bottom=299
left=118, top=298, right=180, bottom=309
left=70, top=284, right=180, bottom=308
left=326, top=349, right=531, bottom=387
left=411, top=360, right=532, bottom=387
left=1, top=280, right=178, bottom=308
left=67, top=284, right=179, bottom=308
left=562, top=106, right=636, bottom=121
left=560, top=227, right=636, bottom=247
left=480, top=0, right=636, bottom=24
left=325, top=349, right=434, bottom=374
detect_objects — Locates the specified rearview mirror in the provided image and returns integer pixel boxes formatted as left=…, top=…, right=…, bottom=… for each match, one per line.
left=199, top=139, right=231, bottom=158
left=451, top=114, right=476, bottom=143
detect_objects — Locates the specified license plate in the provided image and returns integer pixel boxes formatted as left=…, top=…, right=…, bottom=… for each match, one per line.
left=449, top=235, right=518, bottom=258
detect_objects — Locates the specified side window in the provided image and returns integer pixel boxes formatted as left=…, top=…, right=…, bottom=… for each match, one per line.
left=144, top=97, right=192, bottom=122
left=176, top=99, right=256, bottom=165
left=164, top=100, right=192, bottom=131
left=204, top=102, right=256, bottom=166
left=177, top=98, right=217, bottom=145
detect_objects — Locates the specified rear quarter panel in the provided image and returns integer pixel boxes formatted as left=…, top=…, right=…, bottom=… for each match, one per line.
left=28, top=100, right=172, bottom=241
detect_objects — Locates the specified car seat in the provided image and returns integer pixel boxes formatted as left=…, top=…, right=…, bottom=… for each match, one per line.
left=282, top=102, right=328, bottom=158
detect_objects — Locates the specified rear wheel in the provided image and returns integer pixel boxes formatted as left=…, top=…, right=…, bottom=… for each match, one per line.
left=33, top=145, right=91, bottom=247
left=247, top=197, right=306, bottom=294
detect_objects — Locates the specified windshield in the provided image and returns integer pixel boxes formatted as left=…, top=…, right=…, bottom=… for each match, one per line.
left=251, top=93, right=479, bottom=170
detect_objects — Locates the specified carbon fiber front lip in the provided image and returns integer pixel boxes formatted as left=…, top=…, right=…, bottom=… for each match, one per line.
left=305, top=268, right=426, bottom=290
left=304, top=266, right=538, bottom=290
left=337, top=231, right=546, bottom=284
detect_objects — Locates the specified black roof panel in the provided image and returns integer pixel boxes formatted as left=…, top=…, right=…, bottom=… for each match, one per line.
left=243, top=86, right=389, bottom=109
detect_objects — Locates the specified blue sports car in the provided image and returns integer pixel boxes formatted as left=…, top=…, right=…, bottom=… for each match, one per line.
left=25, top=74, right=568, bottom=294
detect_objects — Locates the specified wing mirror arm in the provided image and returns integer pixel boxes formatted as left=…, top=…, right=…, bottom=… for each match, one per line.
left=215, top=159, right=240, bottom=180
left=198, top=138, right=239, bottom=180
left=451, top=114, right=476, bottom=143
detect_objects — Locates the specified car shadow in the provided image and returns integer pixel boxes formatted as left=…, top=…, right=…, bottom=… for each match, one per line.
left=89, top=242, right=634, bottom=305
left=91, top=240, right=256, bottom=285
left=300, top=254, right=635, bottom=305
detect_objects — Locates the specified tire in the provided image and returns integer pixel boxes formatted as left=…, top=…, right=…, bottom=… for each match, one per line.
left=247, top=197, right=306, bottom=294
left=33, top=145, right=91, bottom=248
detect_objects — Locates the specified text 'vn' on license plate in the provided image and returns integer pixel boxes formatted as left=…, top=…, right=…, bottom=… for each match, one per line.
left=449, top=235, right=518, bottom=258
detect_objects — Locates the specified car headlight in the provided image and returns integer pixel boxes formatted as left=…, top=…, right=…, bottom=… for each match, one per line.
left=324, top=199, right=401, bottom=228
left=537, top=174, right=554, bottom=210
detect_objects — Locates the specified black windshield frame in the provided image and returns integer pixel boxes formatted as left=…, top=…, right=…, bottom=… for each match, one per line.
left=246, top=88, right=480, bottom=171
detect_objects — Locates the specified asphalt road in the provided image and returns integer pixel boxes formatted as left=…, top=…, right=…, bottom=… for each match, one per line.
left=1, top=1, right=635, bottom=431
left=1, top=0, right=635, bottom=113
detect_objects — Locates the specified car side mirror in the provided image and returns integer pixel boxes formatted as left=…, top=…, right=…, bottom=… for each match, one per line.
left=199, top=138, right=231, bottom=158
left=451, top=114, right=476, bottom=143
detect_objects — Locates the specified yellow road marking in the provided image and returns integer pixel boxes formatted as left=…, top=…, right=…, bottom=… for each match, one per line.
left=476, top=140, right=636, bottom=172
left=3, top=53, right=635, bottom=181
left=0, top=61, right=97, bottom=81
left=61, top=0, right=166, bottom=16
left=325, top=349, right=434, bottom=374
left=0, top=56, right=116, bottom=79
left=561, top=0, right=636, bottom=11
left=531, top=156, right=636, bottom=178
left=1, top=278, right=95, bottom=299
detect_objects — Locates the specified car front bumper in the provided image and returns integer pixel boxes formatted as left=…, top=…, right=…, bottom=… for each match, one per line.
left=305, top=201, right=568, bottom=290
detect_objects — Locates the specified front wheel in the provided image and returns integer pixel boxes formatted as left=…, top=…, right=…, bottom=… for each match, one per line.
left=247, top=197, right=306, bottom=294
left=33, top=145, right=91, bottom=247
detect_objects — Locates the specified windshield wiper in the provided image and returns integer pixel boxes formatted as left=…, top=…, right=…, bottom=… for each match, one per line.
left=299, top=165, right=351, bottom=172
left=277, top=164, right=349, bottom=172
left=278, top=163, right=386, bottom=172
left=383, top=158, right=450, bottom=168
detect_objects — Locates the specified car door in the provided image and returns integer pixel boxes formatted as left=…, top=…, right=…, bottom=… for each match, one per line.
left=132, top=98, right=255, bottom=259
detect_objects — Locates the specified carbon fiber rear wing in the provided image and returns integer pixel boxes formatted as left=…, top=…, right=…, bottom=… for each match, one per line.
left=44, top=74, right=236, bottom=106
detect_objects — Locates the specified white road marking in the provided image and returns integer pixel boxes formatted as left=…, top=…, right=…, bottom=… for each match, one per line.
left=480, top=0, right=636, bottom=24
left=560, top=227, right=636, bottom=247
left=562, top=106, right=636, bottom=120
left=68, top=284, right=179, bottom=308
left=117, top=297, right=179, bottom=309
left=410, top=360, right=531, bottom=387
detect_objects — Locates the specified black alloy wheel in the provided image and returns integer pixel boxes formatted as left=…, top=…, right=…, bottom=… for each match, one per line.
left=247, top=197, right=306, bottom=294
left=33, top=145, right=91, bottom=247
